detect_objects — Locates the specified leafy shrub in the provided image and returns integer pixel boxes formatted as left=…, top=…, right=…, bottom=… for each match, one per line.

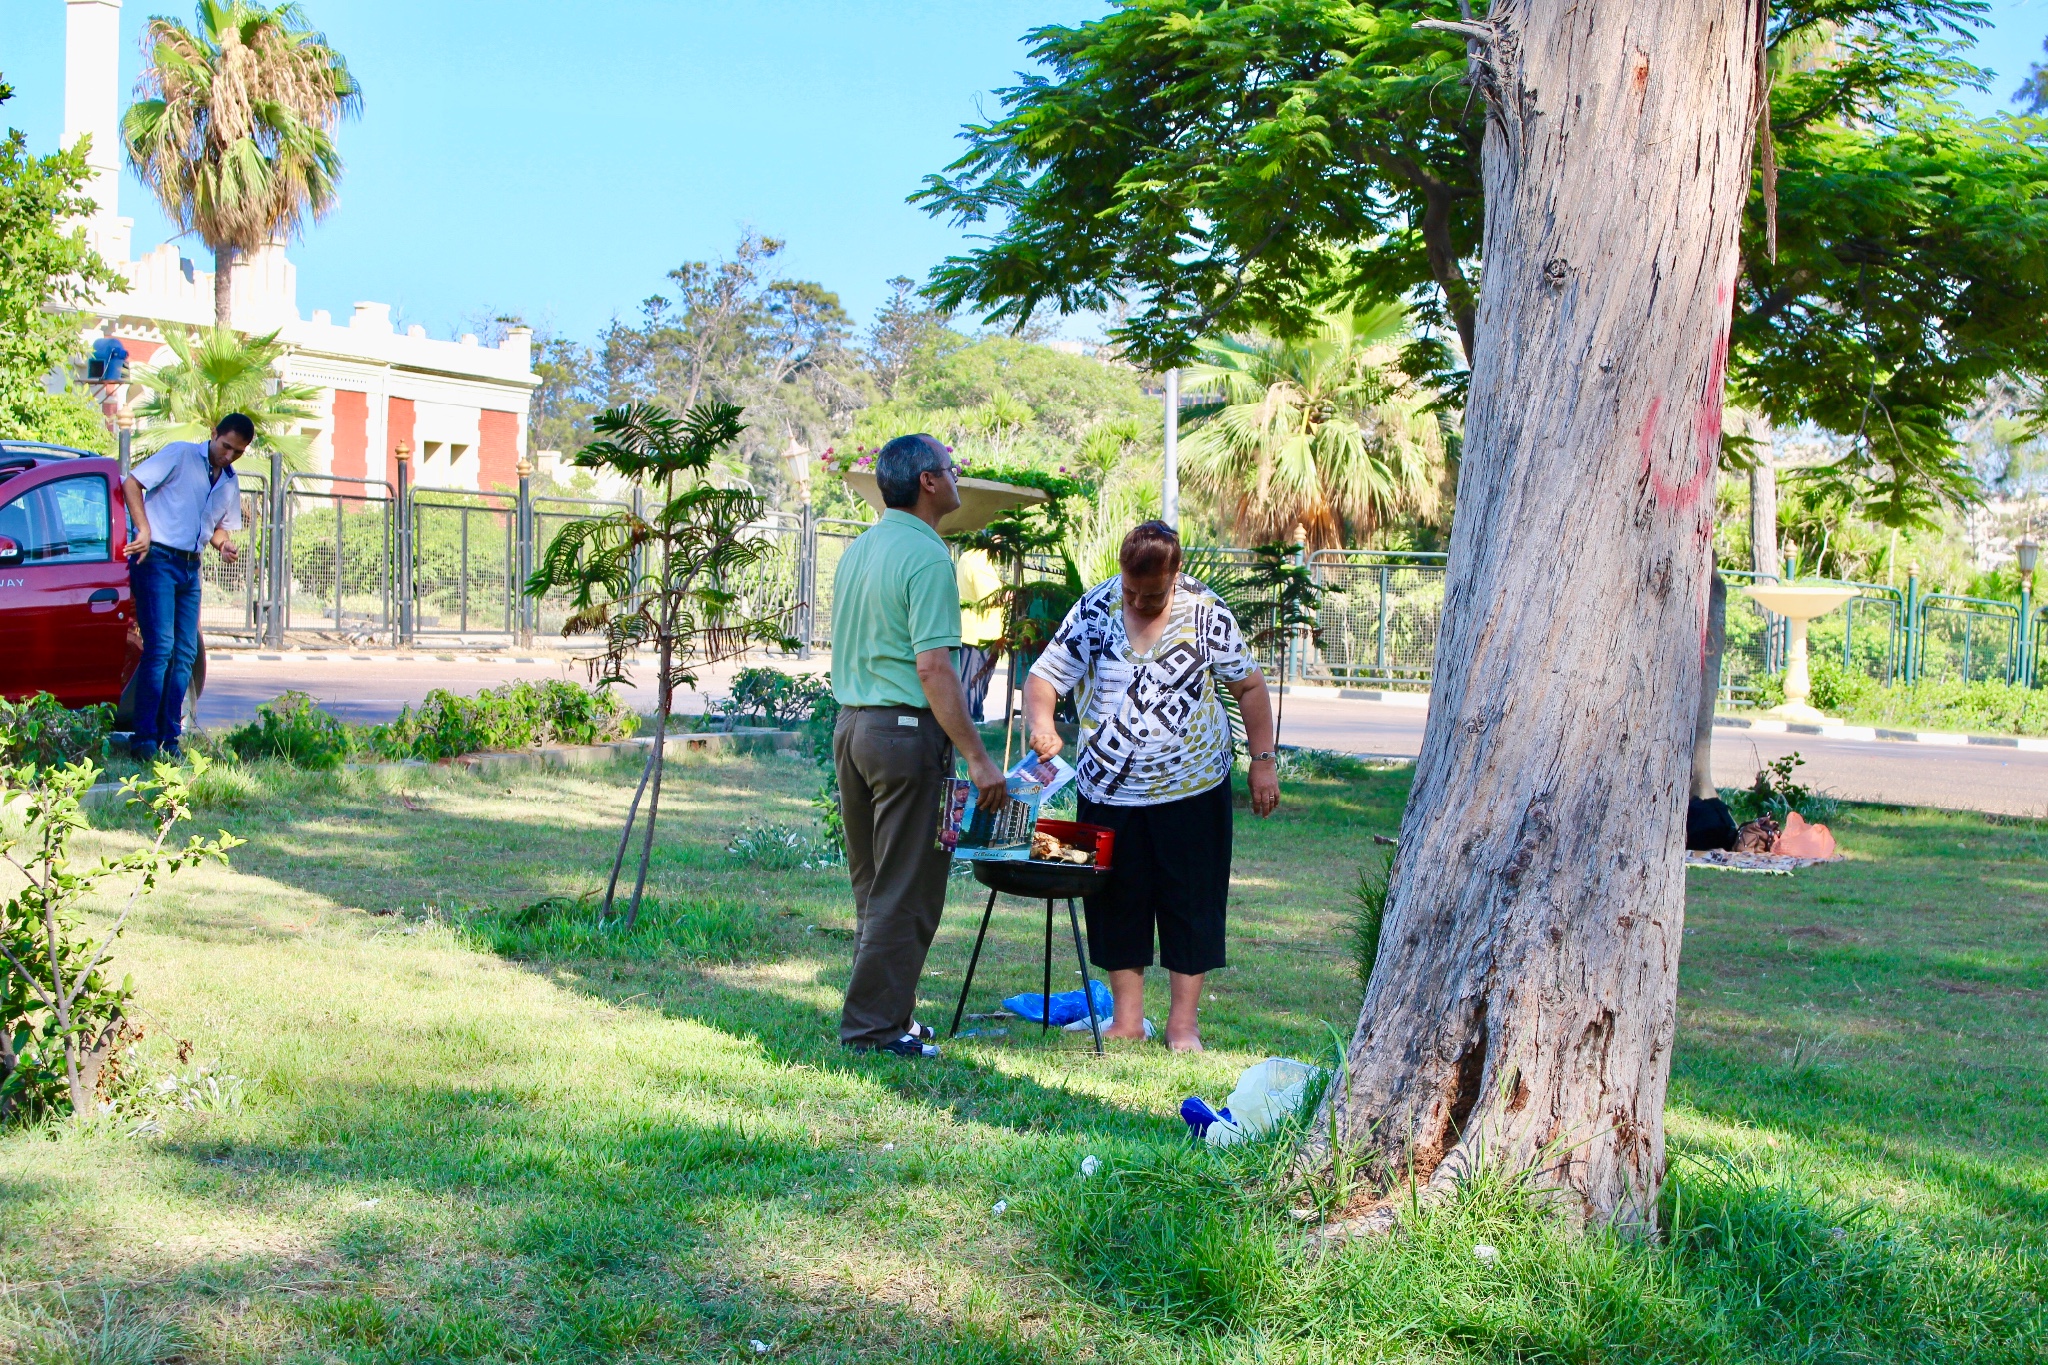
left=460, top=893, right=770, bottom=962
left=801, top=685, right=845, bottom=858
left=0, top=693, right=114, bottom=768
left=1351, top=848, right=1392, bottom=991
left=1274, top=746, right=1374, bottom=780
left=726, top=821, right=835, bottom=870
left=1744, top=655, right=2048, bottom=736
left=717, top=668, right=832, bottom=728
left=1723, top=751, right=1839, bottom=825
left=219, top=682, right=638, bottom=770
left=372, top=680, right=638, bottom=760
left=0, top=756, right=239, bottom=1122
left=224, top=691, right=353, bottom=769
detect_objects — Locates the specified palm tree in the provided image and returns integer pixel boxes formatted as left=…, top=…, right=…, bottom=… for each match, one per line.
left=1181, top=302, right=1446, bottom=549
left=130, top=327, right=319, bottom=468
left=123, top=1, right=360, bottom=329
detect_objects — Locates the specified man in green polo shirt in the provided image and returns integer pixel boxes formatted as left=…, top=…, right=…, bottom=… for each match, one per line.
left=832, top=433, right=1008, bottom=1057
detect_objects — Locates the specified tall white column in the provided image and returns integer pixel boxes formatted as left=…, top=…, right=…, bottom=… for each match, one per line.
left=1162, top=367, right=1179, bottom=529
left=63, top=0, right=123, bottom=219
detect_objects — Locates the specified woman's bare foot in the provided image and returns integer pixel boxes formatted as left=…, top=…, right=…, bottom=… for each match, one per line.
left=1102, top=1023, right=1150, bottom=1041
left=1165, top=1030, right=1203, bottom=1053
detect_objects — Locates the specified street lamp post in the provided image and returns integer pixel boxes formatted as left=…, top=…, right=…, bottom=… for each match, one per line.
left=114, top=403, right=134, bottom=480
left=394, top=440, right=413, bottom=646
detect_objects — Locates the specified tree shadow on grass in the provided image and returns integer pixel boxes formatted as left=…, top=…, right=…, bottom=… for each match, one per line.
left=10, top=1084, right=1090, bottom=1363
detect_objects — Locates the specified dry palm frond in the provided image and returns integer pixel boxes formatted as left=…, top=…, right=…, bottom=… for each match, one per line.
left=123, top=2, right=359, bottom=323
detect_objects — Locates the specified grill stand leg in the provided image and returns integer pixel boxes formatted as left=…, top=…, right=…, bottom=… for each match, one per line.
left=948, top=885, right=1001, bottom=1039
left=1042, top=898, right=1054, bottom=1035
left=1067, top=896, right=1101, bottom=1054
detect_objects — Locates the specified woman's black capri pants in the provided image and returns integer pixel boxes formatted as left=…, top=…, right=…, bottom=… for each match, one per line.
left=1076, top=778, right=1231, bottom=975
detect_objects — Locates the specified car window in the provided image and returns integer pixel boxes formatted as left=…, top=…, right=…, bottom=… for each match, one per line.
left=0, top=475, right=112, bottom=564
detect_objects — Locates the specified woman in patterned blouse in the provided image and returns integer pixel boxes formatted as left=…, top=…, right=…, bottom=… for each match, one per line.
left=1023, top=521, right=1280, bottom=1051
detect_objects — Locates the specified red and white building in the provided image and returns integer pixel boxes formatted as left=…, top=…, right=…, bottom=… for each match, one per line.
left=60, top=0, right=539, bottom=492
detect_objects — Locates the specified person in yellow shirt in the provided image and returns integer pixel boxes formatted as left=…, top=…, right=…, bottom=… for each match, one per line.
left=956, top=548, right=1005, bottom=723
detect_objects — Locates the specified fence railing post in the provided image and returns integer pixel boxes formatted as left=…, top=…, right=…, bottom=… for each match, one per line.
left=2021, top=580, right=2035, bottom=688
left=798, top=499, right=816, bottom=658
left=516, top=457, right=535, bottom=648
left=394, top=443, right=413, bottom=646
left=266, top=450, right=285, bottom=648
left=1904, top=569, right=1919, bottom=684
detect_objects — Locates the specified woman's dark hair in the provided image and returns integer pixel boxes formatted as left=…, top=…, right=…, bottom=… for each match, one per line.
left=1119, top=520, right=1182, bottom=577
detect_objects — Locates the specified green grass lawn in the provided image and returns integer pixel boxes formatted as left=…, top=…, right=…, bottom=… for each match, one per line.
left=1, top=750, right=2043, bottom=1362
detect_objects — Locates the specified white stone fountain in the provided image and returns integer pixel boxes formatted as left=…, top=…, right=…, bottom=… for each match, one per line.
left=1739, top=582, right=1861, bottom=723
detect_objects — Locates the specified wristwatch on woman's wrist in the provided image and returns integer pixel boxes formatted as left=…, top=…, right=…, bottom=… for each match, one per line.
left=1249, top=750, right=1278, bottom=763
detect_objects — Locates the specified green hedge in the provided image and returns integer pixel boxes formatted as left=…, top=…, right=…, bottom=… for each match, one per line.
left=1745, top=657, right=2048, bottom=737
left=224, top=680, right=639, bottom=769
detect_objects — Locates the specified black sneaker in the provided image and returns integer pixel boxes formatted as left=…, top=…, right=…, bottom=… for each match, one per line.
left=850, top=1033, right=940, bottom=1059
left=160, top=739, right=182, bottom=760
left=129, top=739, right=159, bottom=764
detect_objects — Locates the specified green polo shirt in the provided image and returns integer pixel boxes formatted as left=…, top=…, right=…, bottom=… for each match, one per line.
left=830, top=509, right=963, bottom=707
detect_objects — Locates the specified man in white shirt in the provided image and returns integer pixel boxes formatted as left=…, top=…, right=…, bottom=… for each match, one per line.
left=120, top=413, right=252, bottom=760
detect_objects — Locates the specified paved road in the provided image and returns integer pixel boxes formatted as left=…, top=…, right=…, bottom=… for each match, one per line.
left=1271, top=690, right=2048, bottom=818
left=196, top=654, right=2048, bottom=817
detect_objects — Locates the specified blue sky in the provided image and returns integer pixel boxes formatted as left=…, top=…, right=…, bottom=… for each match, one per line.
left=2, top=0, right=2045, bottom=349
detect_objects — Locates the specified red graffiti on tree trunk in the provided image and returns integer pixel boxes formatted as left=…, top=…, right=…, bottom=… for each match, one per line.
left=1638, top=331, right=1727, bottom=513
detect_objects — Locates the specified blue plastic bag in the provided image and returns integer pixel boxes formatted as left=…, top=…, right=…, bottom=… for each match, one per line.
left=1001, top=980, right=1113, bottom=1026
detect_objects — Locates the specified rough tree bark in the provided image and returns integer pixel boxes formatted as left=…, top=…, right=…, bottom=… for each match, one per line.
left=214, top=246, right=235, bottom=330
left=1324, top=1, right=1766, bottom=1231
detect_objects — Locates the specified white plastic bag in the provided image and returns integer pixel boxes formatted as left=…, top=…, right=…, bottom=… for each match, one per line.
left=1205, top=1057, right=1323, bottom=1146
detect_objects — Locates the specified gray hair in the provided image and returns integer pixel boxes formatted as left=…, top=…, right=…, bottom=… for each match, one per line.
left=876, top=434, right=950, bottom=508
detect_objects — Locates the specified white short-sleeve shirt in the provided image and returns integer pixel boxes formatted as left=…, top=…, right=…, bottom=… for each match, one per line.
left=130, top=440, right=242, bottom=552
left=1028, top=573, right=1256, bottom=805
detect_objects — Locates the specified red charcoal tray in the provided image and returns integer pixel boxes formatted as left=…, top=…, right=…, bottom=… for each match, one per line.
left=1034, top=819, right=1114, bottom=871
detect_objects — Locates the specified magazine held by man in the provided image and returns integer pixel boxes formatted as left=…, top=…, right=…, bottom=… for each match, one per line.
left=939, top=752, right=1077, bottom=860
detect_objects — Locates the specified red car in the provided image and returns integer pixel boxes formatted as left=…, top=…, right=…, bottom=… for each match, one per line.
left=0, top=441, right=206, bottom=722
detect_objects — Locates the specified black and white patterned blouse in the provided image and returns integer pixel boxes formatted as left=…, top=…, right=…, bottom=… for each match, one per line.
left=1028, top=574, right=1255, bottom=805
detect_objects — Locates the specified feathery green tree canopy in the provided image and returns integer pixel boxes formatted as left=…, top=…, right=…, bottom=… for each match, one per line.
left=917, top=0, right=2048, bottom=528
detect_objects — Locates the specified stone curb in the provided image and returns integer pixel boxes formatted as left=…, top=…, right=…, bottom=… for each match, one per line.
left=209, top=650, right=573, bottom=665
left=79, top=730, right=804, bottom=805
left=1710, top=714, right=2048, bottom=753
left=1287, top=684, right=2047, bottom=752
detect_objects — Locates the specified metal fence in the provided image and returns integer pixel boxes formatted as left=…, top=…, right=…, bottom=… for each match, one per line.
left=410, top=486, right=517, bottom=637
left=1718, top=569, right=1908, bottom=702
left=197, top=471, right=268, bottom=640
left=806, top=518, right=870, bottom=652
left=281, top=473, right=394, bottom=640
left=529, top=493, right=630, bottom=637
left=1915, top=593, right=2022, bottom=685
left=217, top=476, right=2048, bottom=689
left=1305, top=550, right=1448, bottom=686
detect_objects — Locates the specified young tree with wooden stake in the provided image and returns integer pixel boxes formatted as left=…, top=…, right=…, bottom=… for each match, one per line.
left=526, top=402, right=798, bottom=929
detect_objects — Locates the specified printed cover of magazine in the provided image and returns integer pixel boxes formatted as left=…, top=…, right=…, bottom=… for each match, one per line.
left=939, top=754, right=1075, bottom=860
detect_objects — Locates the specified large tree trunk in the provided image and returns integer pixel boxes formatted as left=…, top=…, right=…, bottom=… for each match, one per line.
left=1326, top=0, right=1764, bottom=1232
left=214, top=246, right=235, bottom=331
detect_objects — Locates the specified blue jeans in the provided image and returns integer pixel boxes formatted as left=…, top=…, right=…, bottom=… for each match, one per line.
left=129, top=548, right=203, bottom=748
